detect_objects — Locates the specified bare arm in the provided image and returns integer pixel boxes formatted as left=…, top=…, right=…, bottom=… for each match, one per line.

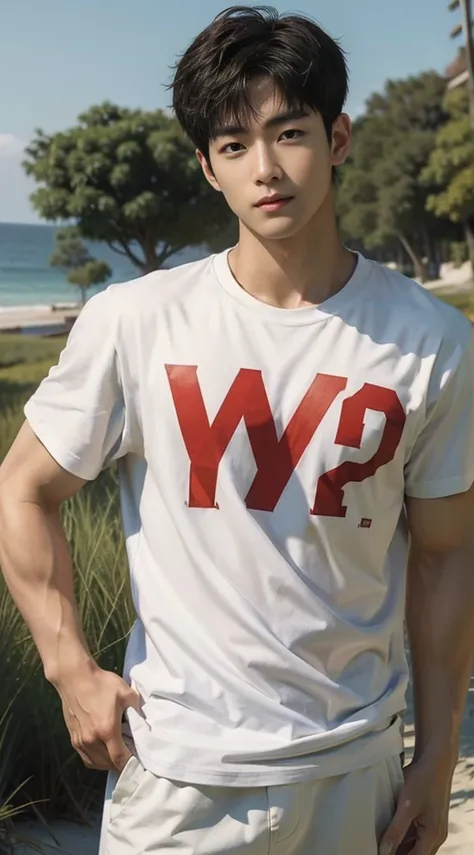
left=379, top=485, right=474, bottom=855
left=0, top=421, right=139, bottom=771
left=405, top=487, right=474, bottom=766
left=0, top=421, right=91, bottom=681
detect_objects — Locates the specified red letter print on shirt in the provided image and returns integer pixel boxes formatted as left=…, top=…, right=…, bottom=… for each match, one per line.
left=165, top=366, right=406, bottom=516
left=312, top=383, right=406, bottom=517
left=165, top=366, right=346, bottom=510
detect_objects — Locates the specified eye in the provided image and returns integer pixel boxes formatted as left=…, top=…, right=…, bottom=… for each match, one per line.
left=221, top=142, right=245, bottom=155
left=279, top=129, right=305, bottom=141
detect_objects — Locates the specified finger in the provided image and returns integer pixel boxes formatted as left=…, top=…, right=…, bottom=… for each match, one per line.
left=105, top=713, right=134, bottom=772
left=71, top=730, right=113, bottom=770
left=106, top=739, right=133, bottom=773
left=409, top=843, right=435, bottom=855
left=410, top=832, right=445, bottom=855
left=76, top=742, right=112, bottom=769
left=379, top=798, right=415, bottom=855
left=390, top=821, right=418, bottom=853
left=76, top=747, right=111, bottom=771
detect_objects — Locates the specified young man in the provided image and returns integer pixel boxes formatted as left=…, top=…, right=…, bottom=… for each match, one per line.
left=0, top=6, right=473, bottom=854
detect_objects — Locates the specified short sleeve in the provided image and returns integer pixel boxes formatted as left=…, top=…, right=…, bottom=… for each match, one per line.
left=405, top=327, right=474, bottom=499
left=24, top=287, right=134, bottom=481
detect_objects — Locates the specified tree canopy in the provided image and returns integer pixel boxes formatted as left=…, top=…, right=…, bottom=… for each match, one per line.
left=337, top=72, right=453, bottom=279
left=421, top=86, right=474, bottom=271
left=50, top=227, right=111, bottom=306
left=24, top=103, right=234, bottom=273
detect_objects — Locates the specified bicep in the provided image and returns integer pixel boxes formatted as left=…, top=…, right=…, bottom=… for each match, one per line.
left=406, top=483, right=474, bottom=554
left=0, top=420, right=87, bottom=506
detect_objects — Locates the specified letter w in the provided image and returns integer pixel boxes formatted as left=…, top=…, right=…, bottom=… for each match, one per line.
left=166, top=366, right=346, bottom=512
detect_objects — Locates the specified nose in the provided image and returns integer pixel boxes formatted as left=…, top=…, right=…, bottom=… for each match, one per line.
left=253, top=142, right=283, bottom=185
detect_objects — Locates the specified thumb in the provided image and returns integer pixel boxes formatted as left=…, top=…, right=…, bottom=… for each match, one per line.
left=379, top=794, right=415, bottom=855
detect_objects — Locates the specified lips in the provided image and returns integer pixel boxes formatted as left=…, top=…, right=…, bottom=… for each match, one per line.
left=256, top=195, right=293, bottom=207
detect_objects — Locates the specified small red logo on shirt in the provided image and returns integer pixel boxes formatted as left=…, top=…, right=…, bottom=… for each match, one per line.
left=359, top=518, right=372, bottom=529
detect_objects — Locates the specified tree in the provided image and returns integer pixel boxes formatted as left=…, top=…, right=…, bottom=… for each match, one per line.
left=338, top=73, right=450, bottom=280
left=50, top=227, right=111, bottom=306
left=421, top=85, right=474, bottom=278
left=24, top=103, right=233, bottom=273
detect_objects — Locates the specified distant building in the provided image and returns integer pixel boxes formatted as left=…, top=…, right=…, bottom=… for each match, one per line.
left=446, top=46, right=469, bottom=89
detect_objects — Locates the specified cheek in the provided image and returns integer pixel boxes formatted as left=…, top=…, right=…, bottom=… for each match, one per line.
left=211, top=168, right=248, bottom=210
left=296, top=146, right=331, bottom=181
left=293, top=150, right=333, bottom=204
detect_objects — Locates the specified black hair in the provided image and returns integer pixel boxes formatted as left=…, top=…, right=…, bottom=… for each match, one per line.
left=170, top=5, right=349, bottom=160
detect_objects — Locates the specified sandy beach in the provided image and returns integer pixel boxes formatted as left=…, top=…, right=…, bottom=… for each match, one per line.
left=0, top=304, right=80, bottom=334
left=12, top=674, right=474, bottom=854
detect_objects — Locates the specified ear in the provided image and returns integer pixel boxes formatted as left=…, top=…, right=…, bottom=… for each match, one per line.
left=330, top=113, right=352, bottom=168
left=196, top=150, right=222, bottom=192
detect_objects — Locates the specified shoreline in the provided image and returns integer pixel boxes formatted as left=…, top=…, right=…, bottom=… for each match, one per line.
left=0, top=301, right=79, bottom=313
left=0, top=303, right=80, bottom=334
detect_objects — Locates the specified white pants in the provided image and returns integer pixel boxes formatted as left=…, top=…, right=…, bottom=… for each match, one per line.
left=98, top=754, right=404, bottom=854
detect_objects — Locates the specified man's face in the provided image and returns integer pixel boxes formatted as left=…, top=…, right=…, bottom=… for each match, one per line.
left=198, top=78, right=351, bottom=241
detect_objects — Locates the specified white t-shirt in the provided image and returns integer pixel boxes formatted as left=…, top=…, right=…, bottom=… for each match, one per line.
left=24, top=250, right=474, bottom=786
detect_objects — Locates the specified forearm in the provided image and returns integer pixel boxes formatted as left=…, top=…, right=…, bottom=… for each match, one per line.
left=0, top=486, right=93, bottom=685
left=406, top=543, right=474, bottom=766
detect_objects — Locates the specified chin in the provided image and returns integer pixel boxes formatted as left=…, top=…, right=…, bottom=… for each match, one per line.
left=243, top=205, right=321, bottom=241
left=255, top=220, right=306, bottom=240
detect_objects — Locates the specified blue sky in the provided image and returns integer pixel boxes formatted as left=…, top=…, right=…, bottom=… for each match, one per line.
left=0, top=0, right=462, bottom=222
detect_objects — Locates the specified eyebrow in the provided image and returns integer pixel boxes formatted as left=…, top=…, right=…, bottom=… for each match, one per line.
left=213, top=109, right=310, bottom=139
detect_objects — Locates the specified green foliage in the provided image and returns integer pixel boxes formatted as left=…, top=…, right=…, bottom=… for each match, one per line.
left=51, top=227, right=111, bottom=305
left=431, top=287, right=474, bottom=315
left=338, top=72, right=453, bottom=278
left=422, top=87, right=474, bottom=224
left=0, top=334, right=65, bottom=370
left=0, top=337, right=66, bottom=456
left=450, top=241, right=469, bottom=267
left=24, top=103, right=234, bottom=272
left=50, top=227, right=91, bottom=270
left=67, top=259, right=111, bottom=290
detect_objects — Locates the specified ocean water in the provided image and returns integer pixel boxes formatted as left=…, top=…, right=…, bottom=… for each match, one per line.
left=0, top=222, right=207, bottom=309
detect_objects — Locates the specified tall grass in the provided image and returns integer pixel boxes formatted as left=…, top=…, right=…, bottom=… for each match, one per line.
left=0, top=334, right=133, bottom=827
left=0, top=479, right=133, bottom=821
left=0, top=334, right=67, bottom=370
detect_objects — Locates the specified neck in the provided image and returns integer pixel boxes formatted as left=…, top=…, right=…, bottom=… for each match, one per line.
left=229, top=192, right=357, bottom=309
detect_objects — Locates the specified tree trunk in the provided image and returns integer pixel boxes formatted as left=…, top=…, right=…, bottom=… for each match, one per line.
left=397, top=243, right=405, bottom=271
left=107, top=237, right=146, bottom=272
left=422, top=226, right=438, bottom=280
left=80, top=285, right=87, bottom=307
left=397, top=233, right=428, bottom=282
left=464, top=220, right=474, bottom=286
left=142, top=229, right=160, bottom=272
left=144, top=255, right=160, bottom=273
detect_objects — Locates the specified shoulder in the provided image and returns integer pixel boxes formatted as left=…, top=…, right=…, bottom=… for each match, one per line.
left=74, top=253, right=217, bottom=342
left=77, top=253, right=214, bottom=318
left=366, top=259, right=472, bottom=354
left=102, top=253, right=216, bottom=315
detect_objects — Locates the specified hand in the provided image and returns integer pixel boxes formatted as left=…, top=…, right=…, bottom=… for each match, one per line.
left=378, top=754, right=456, bottom=855
left=53, top=659, right=142, bottom=773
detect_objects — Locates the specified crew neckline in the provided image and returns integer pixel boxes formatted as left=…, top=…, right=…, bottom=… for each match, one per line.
left=212, top=247, right=373, bottom=326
